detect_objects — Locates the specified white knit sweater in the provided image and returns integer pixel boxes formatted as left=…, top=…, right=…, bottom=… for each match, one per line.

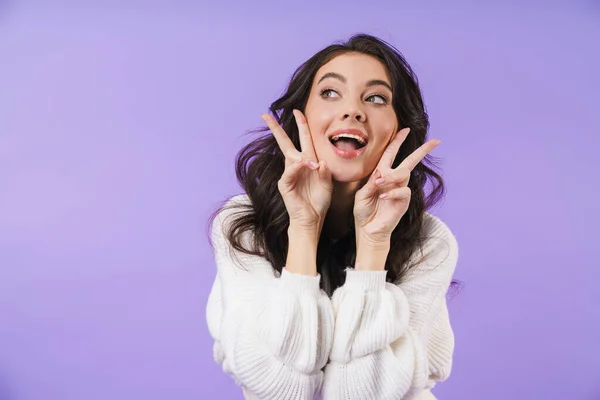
left=206, top=194, right=458, bottom=400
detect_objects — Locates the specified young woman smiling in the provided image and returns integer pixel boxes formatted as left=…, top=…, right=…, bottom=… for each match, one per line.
left=206, top=34, right=458, bottom=400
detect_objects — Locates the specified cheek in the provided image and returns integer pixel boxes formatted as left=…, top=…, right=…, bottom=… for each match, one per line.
left=374, top=114, right=398, bottom=147
left=310, top=130, right=328, bottom=159
left=381, top=112, right=398, bottom=134
left=305, top=120, right=326, bottom=158
left=306, top=109, right=327, bottom=129
left=305, top=113, right=328, bottom=146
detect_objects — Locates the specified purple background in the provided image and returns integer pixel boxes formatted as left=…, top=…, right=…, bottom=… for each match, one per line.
left=1, top=1, right=599, bottom=399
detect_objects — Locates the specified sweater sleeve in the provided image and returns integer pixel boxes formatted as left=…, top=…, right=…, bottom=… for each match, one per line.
left=205, top=197, right=335, bottom=400
left=321, top=215, right=458, bottom=400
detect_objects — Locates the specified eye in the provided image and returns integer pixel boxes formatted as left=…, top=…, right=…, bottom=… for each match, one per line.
left=366, top=94, right=388, bottom=105
left=320, top=88, right=339, bottom=99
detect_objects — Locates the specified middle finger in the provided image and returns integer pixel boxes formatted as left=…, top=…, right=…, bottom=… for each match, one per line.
left=293, top=109, right=317, bottom=161
left=261, top=113, right=298, bottom=157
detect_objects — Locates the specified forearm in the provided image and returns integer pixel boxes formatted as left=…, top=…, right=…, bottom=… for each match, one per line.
left=323, top=214, right=459, bottom=398
left=323, top=274, right=415, bottom=399
left=285, top=224, right=320, bottom=276
left=323, top=288, right=454, bottom=399
left=216, top=272, right=333, bottom=400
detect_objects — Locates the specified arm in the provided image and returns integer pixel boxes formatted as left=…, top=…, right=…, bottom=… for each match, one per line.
left=321, top=215, right=458, bottom=400
left=206, top=197, right=334, bottom=400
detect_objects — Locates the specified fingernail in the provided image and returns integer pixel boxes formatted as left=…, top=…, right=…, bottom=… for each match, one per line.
left=375, top=177, right=386, bottom=185
left=309, top=161, right=319, bottom=169
left=379, top=193, right=389, bottom=199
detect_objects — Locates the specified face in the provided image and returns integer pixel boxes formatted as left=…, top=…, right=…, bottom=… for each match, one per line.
left=304, top=52, right=398, bottom=183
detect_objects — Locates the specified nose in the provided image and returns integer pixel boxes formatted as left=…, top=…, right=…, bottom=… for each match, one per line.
left=342, top=102, right=366, bottom=123
left=343, top=110, right=366, bottom=122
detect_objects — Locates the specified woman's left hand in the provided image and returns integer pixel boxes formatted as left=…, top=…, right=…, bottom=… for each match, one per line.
left=354, top=128, right=441, bottom=246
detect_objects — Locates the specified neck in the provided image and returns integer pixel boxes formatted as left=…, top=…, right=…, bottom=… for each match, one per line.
left=323, top=179, right=363, bottom=240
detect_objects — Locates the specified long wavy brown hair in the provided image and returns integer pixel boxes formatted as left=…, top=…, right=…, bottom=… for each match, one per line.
left=209, top=34, right=453, bottom=295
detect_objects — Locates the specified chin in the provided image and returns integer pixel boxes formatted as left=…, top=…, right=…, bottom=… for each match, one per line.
left=329, top=167, right=369, bottom=184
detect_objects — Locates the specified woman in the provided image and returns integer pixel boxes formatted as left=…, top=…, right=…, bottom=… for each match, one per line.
left=206, top=34, right=458, bottom=400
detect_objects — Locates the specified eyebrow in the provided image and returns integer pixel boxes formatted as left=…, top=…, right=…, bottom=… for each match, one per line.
left=317, top=72, right=393, bottom=92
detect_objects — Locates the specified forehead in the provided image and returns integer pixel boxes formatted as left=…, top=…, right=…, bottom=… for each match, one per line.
left=314, top=52, right=391, bottom=84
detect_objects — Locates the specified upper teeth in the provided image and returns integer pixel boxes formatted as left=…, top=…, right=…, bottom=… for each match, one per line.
left=331, top=133, right=366, bottom=144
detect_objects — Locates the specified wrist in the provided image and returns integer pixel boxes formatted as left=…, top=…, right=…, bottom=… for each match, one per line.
left=356, top=230, right=390, bottom=251
left=355, top=232, right=390, bottom=271
left=355, top=247, right=390, bottom=271
left=288, top=221, right=322, bottom=240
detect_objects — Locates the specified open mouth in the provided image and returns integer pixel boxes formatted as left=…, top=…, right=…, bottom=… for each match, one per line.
left=329, top=133, right=368, bottom=151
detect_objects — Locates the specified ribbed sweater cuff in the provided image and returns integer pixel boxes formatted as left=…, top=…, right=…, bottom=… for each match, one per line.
left=344, top=268, right=387, bottom=292
left=281, top=267, right=322, bottom=297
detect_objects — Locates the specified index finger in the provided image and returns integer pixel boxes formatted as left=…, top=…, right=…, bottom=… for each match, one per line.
left=261, top=113, right=298, bottom=157
left=399, top=139, right=441, bottom=171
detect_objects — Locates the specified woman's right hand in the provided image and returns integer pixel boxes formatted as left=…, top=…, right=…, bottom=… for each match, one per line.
left=261, top=110, right=333, bottom=233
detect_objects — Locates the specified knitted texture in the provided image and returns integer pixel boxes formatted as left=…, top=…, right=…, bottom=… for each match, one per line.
left=206, top=195, right=458, bottom=400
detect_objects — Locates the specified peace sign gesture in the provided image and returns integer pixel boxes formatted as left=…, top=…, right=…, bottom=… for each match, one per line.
left=354, top=128, right=441, bottom=244
left=261, top=110, right=333, bottom=232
